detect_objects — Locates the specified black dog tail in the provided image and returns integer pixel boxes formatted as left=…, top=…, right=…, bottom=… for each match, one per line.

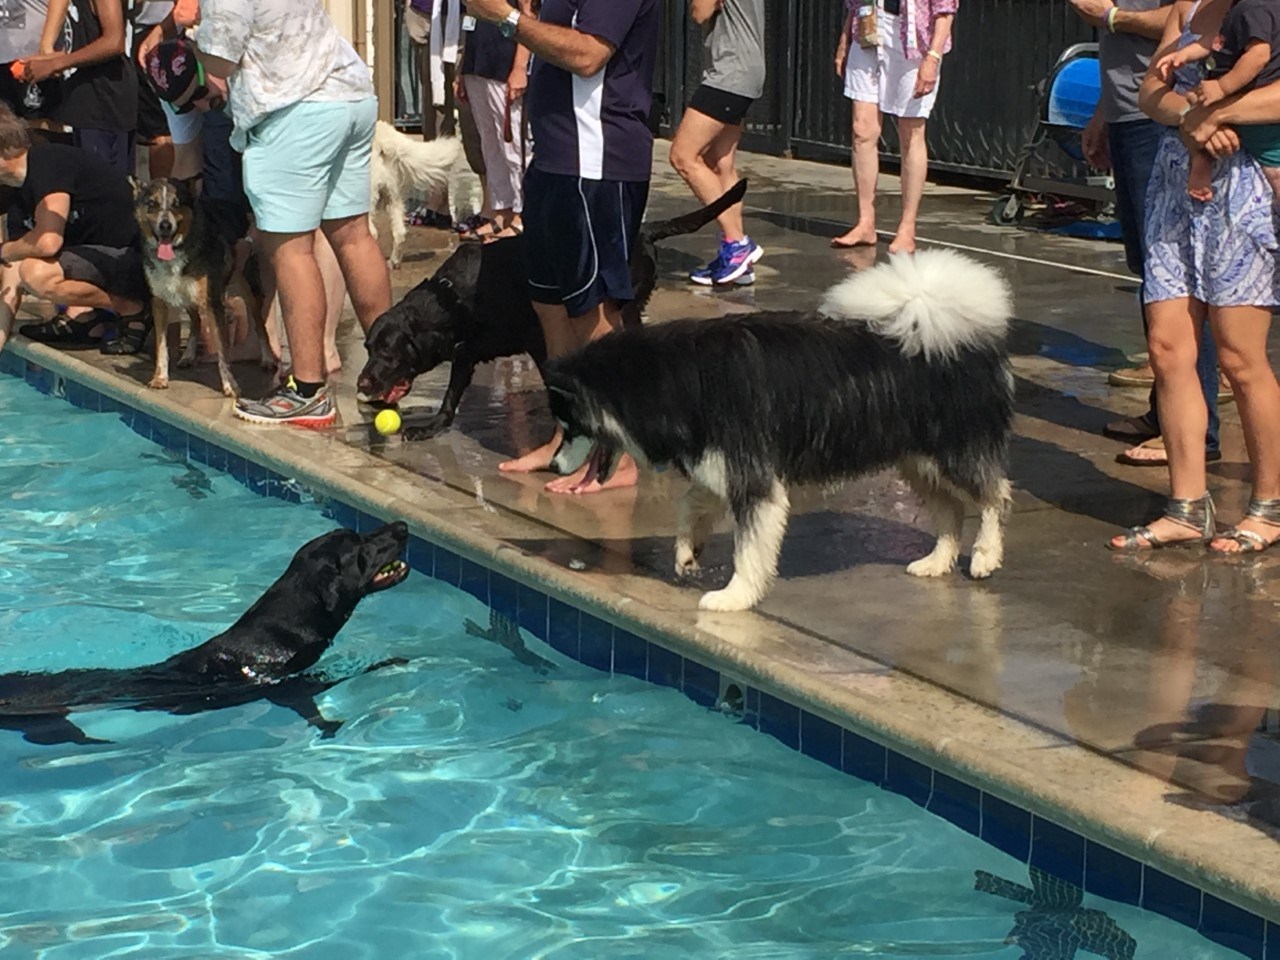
left=640, top=178, right=747, bottom=245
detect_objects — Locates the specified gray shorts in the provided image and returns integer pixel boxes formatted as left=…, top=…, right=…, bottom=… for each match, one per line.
left=59, top=245, right=149, bottom=302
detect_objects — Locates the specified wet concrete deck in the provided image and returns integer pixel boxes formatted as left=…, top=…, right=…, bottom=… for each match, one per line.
left=14, top=146, right=1280, bottom=923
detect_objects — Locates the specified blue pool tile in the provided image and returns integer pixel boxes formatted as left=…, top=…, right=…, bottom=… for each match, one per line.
left=186, top=435, right=208, bottom=466
left=1083, top=841, right=1142, bottom=906
left=885, top=752, right=932, bottom=808
left=356, top=511, right=384, bottom=534
left=742, top=687, right=761, bottom=730
left=841, top=730, right=886, bottom=785
left=489, top=573, right=518, bottom=624
left=578, top=612, right=613, bottom=672
left=1267, top=920, right=1280, bottom=960
left=515, top=582, right=547, bottom=638
left=928, top=773, right=981, bottom=835
left=1142, top=867, right=1202, bottom=930
left=149, top=418, right=187, bottom=453
left=757, top=692, right=800, bottom=749
left=647, top=644, right=682, bottom=690
left=681, top=658, right=718, bottom=708
left=612, top=629, right=648, bottom=680
left=200, top=441, right=228, bottom=473
left=546, top=598, right=579, bottom=659
left=981, top=794, right=1032, bottom=862
left=434, top=548, right=461, bottom=587
left=1029, top=816, right=1084, bottom=888
left=1200, top=894, right=1264, bottom=960
left=0, top=349, right=21, bottom=375
left=458, top=558, right=489, bottom=605
left=799, top=712, right=842, bottom=770
left=406, top=536, right=435, bottom=576
left=24, top=361, right=54, bottom=394
left=63, top=379, right=98, bottom=410
left=245, top=462, right=273, bottom=498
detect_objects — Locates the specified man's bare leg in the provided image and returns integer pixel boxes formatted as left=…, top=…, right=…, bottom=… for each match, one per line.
left=0, top=262, right=24, bottom=352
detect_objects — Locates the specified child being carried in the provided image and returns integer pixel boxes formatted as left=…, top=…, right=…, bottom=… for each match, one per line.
left=1156, top=0, right=1280, bottom=203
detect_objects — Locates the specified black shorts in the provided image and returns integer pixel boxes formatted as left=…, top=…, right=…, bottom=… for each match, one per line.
left=59, top=244, right=149, bottom=302
left=689, top=84, right=755, bottom=126
left=523, top=166, right=649, bottom=318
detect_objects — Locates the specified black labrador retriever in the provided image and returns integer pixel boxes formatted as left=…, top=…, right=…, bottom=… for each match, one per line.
left=0, top=522, right=410, bottom=746
left=356, top=180, right=749, bottom=440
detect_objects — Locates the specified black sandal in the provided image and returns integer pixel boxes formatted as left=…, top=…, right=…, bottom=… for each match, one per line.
left=18, top=312, right=110, bottom=350
left=100, top=310, right=152, bottom=356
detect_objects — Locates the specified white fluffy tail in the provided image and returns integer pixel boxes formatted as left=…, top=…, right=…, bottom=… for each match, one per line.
left=818, top=249, right=1013, bottom=360
left=374, top=120, right=460, bottom=199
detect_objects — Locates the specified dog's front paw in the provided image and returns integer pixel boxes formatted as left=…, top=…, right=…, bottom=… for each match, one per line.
left=147, top=376, right=169, bottom=390
left=968, top=548, right=1003, bottom=580
left=674, top=542, right=701, bottom=577
left=906, top=553, right=958, bottom=578
left=698, top=583, right=758, bottom=612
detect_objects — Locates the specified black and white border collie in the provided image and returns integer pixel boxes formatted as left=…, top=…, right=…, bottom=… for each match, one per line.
left=545, top=249, right=1015, bottom=611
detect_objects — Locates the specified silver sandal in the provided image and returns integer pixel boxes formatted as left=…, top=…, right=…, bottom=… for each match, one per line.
left=1109, top=492, right=1215, bottom=551
left=1211, top=497, right=1280, bottom=554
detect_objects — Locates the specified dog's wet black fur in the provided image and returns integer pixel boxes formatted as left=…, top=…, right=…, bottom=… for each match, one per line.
left=0, top=523, right=410, bottom=746
left=356, top=180, right=749, bottom=439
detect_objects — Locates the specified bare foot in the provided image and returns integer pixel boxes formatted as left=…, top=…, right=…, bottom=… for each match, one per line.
left=830, top=224, right=878, bottom=248
left=1109, top=515, right=1207, bottom=550
left=545, top=453, right=639, bottom=495
left=888, top=232, right=917, bottom=255
left=499, top=431, right=564, bottom=473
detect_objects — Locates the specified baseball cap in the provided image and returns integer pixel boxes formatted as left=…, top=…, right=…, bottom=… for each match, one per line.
left=144, top=37, right=206, bottom=113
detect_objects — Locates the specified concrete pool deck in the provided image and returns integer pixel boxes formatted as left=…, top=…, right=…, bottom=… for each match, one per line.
left=12, top=145, right=1280, bottom=928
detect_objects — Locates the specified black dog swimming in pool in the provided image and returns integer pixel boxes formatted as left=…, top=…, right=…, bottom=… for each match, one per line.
left=0, top=523, right=411, bottom=746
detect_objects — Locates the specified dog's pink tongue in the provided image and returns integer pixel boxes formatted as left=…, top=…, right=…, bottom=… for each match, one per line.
left=157, top=242, right=175, bottom=262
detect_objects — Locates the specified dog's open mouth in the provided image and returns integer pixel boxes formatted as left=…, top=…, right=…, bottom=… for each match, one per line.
left=369, top=559, right=410, bottom=592
left=379, top=381, right=412, bottom=405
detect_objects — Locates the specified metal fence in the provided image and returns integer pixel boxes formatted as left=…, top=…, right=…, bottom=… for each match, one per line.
left=392, top=0, right=1096, bottom=181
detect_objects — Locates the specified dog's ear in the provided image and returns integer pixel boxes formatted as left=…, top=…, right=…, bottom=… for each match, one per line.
left=128, top=176, right=142, bottom=200
left=178, top=174, right=204, bottom=200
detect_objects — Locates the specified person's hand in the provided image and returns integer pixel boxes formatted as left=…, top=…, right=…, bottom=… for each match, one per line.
left=834, top=36, right=848, bottom=78
left=466, top=0, right=510, bottom=22
left=1189, top=78, right=1225, bottom=107
left=507, top=66, right=527, bottom=102
left=1082, top=112, right=1110, bottom=170
left=137, top=23, right=164, bottom=69
left=1068, top=0, right=1114, bottom=29
left=912, top=56, right=939, bottom=99
left=1203, top=126, right=1241, bottom=159
left=453, top=73, right=467, bottom=105
left=1181, top=102, right=1223, bottom=147
left=22, top=53, right=63, bottom=83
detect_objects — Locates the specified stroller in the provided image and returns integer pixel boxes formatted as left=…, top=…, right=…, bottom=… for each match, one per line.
left=990, top=43, right=1114, bottom=225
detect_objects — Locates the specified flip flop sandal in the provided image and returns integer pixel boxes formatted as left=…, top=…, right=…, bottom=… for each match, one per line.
left=18, top=312, right=108, bottom=349
left=1108, top=492, right=1215, bottom=551
left=1103, top=413, right=1160, bottom=442
left=1210, top=497, right=1280, bottom=554
left=1114, top=436, right=1223, bottom=467
left=456, top=215, right=495, bottom=241
left=100, top=311, right=152, bottom=356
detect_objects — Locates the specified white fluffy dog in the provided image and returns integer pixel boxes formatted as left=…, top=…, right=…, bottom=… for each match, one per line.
left=369, top=121, right=464, bottom=268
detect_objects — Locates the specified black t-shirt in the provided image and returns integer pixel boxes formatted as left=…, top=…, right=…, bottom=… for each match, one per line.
left=1215, top=0, right=1280, bottom=89
left=5, top=142, right=139, bottom=249
left=461, top=3, right=518, bottom=82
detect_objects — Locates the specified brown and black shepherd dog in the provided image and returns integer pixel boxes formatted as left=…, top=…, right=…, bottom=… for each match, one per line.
left=132, top=177, right=275, bottom=397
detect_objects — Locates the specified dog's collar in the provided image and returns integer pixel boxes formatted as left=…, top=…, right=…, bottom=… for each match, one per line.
left=425, top=276, right=473, bottom=328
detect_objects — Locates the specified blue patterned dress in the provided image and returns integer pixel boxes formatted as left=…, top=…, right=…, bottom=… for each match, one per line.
left=1144, top=3, right=1280, bottom=306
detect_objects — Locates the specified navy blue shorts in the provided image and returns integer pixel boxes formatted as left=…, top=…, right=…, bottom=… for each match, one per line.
left=523, top=166, right=649, bottom=318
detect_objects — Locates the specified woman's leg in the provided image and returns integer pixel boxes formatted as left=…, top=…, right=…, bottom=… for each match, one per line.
left=892, top=115, right=928, bottom=254
left=832, top=100, right=882, bottom=247
left=1109, top=297, right=1209, bottom=548
left=1209, top=304, right=1280, bottom=551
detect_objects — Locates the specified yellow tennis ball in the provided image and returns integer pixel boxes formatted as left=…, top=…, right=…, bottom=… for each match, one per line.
left=374, top=408, right=402, bottom=435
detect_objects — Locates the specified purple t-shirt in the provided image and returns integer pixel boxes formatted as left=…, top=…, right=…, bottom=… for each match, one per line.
left=527, top=0, right=659, bottom=182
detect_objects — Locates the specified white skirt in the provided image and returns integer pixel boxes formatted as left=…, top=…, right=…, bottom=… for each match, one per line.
left=843, top=11, right=940, bottom=119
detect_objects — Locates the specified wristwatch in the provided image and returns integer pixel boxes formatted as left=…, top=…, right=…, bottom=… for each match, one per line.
left=499, top=9, right=521, bottom=38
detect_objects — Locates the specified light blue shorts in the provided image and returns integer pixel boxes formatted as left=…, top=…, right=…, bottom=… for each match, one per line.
left=243, top=97, right=377, bottom=233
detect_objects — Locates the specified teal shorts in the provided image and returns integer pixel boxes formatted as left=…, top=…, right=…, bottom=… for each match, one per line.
left=1237, top=123, right=1280, bottom=168
left=243, top=97, right=377, bottom=233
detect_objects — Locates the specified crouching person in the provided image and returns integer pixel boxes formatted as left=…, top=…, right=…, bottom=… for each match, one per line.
left=0, top=104, right=149, bottom=355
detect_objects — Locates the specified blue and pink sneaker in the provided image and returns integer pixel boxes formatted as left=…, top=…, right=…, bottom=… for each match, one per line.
left=689, top=236, right=764, bottom=286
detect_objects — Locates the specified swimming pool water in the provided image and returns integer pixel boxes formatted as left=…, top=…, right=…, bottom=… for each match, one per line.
left=0, top=376, right=1246, bottom=959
